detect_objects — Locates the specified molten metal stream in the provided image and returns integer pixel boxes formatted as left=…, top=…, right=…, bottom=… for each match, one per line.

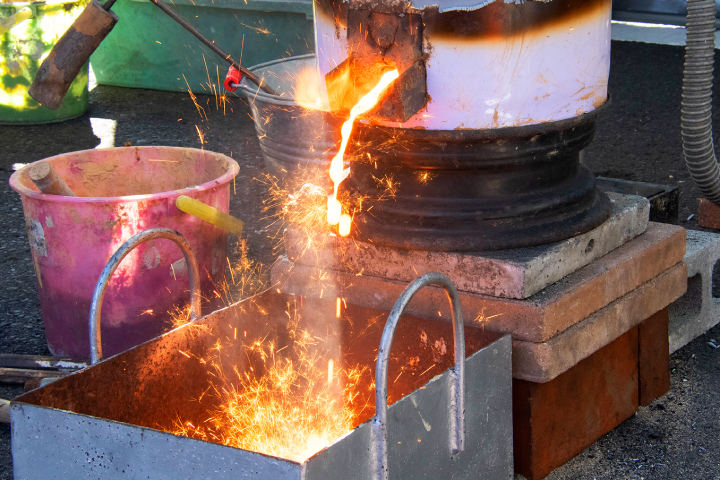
left=327, top=70, right=400, bottom=236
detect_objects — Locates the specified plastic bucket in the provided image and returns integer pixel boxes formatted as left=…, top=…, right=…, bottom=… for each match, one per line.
left=10, top=146, right=240, bottom=358
left=0, top=0, right=89, bottom=124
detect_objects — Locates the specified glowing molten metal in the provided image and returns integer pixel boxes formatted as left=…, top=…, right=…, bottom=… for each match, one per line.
left=327, top=69, right=400, bottom=236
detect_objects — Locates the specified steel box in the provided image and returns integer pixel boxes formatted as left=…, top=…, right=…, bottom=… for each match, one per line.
left=11, top=290, right=512, bottom=479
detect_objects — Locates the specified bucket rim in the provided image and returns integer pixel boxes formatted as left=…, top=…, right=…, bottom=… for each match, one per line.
left=9, top=146, right=240, bottom=204
left=240, top=53, right=317, bottom=107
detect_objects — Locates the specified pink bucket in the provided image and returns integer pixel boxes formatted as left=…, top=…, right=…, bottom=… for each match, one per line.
left=10, top=146, right=239, bottom=358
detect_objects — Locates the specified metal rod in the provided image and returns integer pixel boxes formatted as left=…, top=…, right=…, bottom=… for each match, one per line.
left=372, top=272, right=466, bottom=480
left=147, top=0, right=278, bottom=96
left=89, top=228, right=202, bottom=365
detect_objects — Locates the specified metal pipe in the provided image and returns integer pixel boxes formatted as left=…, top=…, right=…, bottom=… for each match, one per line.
left=372, top=272, right=465, bottom=480
left=682, top=0, right=720, bottom=204
left=89, top=228, right=202, bottom=364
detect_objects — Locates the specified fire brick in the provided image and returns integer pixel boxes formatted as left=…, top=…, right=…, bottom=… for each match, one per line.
left=638, top=309, right=670, bottom=406
left=698, top=198, right=720, bottom=229
left=513, top=326, right=640, bottom=480
left=513, top=308, right=671, bottom=480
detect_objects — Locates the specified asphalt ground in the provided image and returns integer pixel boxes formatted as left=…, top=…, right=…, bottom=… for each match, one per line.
left=0, top=40, right=718, bottom=479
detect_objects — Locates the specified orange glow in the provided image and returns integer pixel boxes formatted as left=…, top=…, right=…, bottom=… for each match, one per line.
left=172, top=308, right=371, bottom=463
left=293, top=66, right=327, bottom=111
left=327, top=69, right=399, bottom=235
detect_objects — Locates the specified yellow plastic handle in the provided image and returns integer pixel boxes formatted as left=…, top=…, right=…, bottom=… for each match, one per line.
left=176, top=195, right=244, bottom=236
left=0, top=7, right=33, bottom=35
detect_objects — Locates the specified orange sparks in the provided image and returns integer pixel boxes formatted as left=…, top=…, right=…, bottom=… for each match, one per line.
left=172, top=308, right=371, bottom=463
left=327, top=69, right=399, bottom=236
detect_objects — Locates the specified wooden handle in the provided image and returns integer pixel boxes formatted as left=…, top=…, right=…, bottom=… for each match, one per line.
left=29, top=162, right=76, bottom=196
left=28, top=0, right=118, bottom=110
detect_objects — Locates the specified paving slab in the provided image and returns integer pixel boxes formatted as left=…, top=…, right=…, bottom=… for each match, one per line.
left=272, top=258, right=686, bottom=382
left=285, top=193, right=650, bottom=299
left=273, top=222, right=686, bottom=343
left=698, top=198, right=720, bottom=229
left=512, top=263, right=686, bottom=382
left=668, top=228, right=720, bottom=353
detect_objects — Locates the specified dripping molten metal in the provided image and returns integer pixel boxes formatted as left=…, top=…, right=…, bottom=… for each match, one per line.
left=327, top=69, right=400, bottom=236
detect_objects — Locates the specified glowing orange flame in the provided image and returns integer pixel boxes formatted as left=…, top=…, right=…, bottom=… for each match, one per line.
left=327, top=69, right=400, bottom=236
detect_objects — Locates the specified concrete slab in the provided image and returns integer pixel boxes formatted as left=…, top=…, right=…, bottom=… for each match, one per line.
left=273, top=222, right=686, bottom=343
left=668, top=229, right=720, bottom=353
left=272, top=258, right=686, bottom=382
left=285, top=193, right=650, bottom=299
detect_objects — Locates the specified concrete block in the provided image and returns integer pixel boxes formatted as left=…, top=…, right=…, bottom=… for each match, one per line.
left=273, top=222, right=686, bottom=343
left=668, top=229, right=720, bottom=353
left=513, top=326, right=639, bottom=480
left=285, top=193, right=650, bottom=299
left=639, top=309, right=670, bottom=406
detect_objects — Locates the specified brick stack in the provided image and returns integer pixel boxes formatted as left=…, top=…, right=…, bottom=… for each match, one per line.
left=271, top=194, right=687, bottom=479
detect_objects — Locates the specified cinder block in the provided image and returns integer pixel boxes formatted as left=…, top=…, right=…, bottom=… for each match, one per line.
left=513, top=326, right=640, bottom=480
left=639, top=309, right=670, bottom=406
left=668, top=229, right=720, bottom=353
left=285, top=193, right=650, bottom=299
left=275, top=222, right=685, bottom=344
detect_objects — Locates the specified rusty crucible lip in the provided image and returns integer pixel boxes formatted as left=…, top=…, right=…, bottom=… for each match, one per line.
left=341, top=99, right=612, bottom=252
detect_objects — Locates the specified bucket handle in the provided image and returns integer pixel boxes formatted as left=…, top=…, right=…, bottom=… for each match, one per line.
left=89, top=228, right=202, bottom=364
left=372, top=272, right=465, bottom=480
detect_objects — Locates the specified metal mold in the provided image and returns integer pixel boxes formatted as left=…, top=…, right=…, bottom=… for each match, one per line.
left=11, top=280, right=513, bottom=479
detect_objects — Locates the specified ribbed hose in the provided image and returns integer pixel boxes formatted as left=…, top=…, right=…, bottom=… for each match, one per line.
left=682, top=0, right=720, bottom=205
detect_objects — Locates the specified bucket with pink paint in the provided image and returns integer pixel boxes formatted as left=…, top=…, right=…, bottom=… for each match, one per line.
left=10, top=146, right=239, bottom=358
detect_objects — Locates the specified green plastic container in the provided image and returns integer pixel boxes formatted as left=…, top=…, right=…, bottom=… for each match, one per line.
left=0, top=0, right=89, bottom=124
left=90, top=0, right=313, bottom=92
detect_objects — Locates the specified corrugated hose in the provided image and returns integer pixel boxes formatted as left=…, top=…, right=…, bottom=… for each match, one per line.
left=683, top=0, right=720, bottom=205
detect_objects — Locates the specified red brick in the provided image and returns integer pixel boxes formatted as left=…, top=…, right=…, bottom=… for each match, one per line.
left=698, top=198, right=720, bottom=229
left=513, top=327, right=639, bottom=480
left=638, top=308, right=670, bottom=406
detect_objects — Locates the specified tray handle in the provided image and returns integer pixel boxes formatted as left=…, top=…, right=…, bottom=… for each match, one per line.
left=372, top=272, right=465, bottom=480
left=89, top=228, right=202, bottom=364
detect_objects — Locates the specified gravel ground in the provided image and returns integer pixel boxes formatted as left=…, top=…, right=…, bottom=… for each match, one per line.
left=0, top=39, right=718, bottom=479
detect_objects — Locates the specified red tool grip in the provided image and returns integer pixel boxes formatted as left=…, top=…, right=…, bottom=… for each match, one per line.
left=224, top=65, right=242, bottom=92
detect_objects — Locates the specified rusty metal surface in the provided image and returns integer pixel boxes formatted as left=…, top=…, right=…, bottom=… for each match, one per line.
left=11, top=290, right=512, bottom=479
left=325, top=9, right=427, bottom=122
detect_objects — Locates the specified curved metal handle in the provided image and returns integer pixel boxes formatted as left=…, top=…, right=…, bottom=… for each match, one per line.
left=372, top=272, right=465, bottom=480
left=89, top=228, right=202, bottom=364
